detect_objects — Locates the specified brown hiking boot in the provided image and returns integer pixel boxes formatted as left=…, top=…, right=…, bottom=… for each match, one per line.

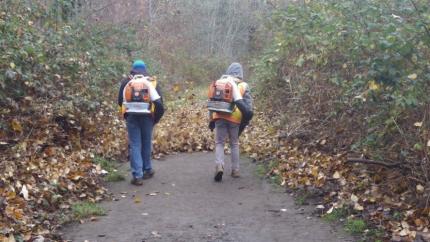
left=143, top=169, right=155, bottom=180
left=231, top=169, right=240, bottom=178
left=214, top=165, right=224, bottom=182
left=130, top=177, right=143, bottom=186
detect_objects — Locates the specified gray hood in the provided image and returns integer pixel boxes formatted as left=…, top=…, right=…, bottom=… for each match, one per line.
left=225, top=62, right=243, bottom=80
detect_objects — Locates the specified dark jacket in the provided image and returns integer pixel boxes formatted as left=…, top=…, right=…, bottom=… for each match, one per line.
left=118, top=72, right=164, bottom=124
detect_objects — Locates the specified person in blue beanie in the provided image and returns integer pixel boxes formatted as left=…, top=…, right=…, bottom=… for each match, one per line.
left=118, top=60, right=164, bottom=186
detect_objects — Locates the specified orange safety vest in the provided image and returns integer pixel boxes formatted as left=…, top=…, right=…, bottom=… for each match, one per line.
left=120, top=76, right=157, bottom=117
left=211, top=82, right=247, bottom=124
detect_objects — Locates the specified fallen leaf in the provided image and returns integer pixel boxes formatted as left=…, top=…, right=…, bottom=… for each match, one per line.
left=332, top=171, right=341, bottom=179
left=408, top=73, right=417, bottom=80
left=415, top=218, right=424, bottom=226
left=7, top=234, right=16, bottom=242
left=20, top=185, right=29, bottom=200
left=368, top=80, right=380, bottom=90
left=351, top=194, right=359, bottom=203
left=172, top=84, right=180, bottom=93
left=151, top=231, right=161, bottom=238
left=417, top=184, right=425, bottom=193
left=399, top=229, right=409, bottom=237
left=11, top=119, right=23, bottom=132
left=354, top=203, right=364, bottom=211
left=414, top=122, right=423, bottom=127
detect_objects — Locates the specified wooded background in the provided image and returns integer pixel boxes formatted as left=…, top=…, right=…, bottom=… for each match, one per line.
left=1, top=0, right=430, bottom=240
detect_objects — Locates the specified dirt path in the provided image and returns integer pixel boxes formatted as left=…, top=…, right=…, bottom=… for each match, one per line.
left=62, top=153, right=353, bottom=242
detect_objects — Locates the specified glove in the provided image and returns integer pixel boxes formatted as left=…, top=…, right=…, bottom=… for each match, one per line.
left=209, top=121, right=215, bottom=132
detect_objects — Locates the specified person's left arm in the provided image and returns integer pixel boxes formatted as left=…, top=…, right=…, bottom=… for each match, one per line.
left=152, top=82, right=165, bottom=124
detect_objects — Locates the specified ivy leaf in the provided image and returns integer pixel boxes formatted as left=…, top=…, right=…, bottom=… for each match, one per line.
left=368, top=80, right=380, bottom=90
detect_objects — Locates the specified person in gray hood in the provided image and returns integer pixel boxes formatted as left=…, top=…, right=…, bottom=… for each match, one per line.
left=208, top=62, right=253, bottom=181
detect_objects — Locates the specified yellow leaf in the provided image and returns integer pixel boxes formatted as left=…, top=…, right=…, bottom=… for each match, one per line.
left=11, top=119, right=22, bottom=132
left=368, top=80, right=380, bottom=90
left=172, top=84, right=180, bottom=93
left=408, top=73, right=417, bottom=80
left=10, top=62, right=15, bottom=69
left=311, top=166, right=318, bottom=177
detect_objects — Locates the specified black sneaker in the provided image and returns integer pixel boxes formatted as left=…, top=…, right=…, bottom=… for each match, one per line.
left=131, top=177, right=143, bottom=186
left=214, top=165, right=224, bottom=182
left=143, top=169, right=155, bottom=180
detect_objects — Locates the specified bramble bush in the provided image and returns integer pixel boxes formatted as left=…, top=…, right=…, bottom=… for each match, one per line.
left=0, top=1, right=145, bottom=239
left=254, top=0, right=430, bottom=178
left=0, top=0, right=140, bottom=104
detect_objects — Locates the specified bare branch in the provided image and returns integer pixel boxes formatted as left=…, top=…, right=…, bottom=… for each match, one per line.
left=346, top=157, right=402, bottom=168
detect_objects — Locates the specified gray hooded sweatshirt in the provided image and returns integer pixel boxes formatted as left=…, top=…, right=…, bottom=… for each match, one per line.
left=225, top=63, right=253, bottom=111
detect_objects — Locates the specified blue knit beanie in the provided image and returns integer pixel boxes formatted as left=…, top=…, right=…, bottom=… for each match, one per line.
left=131, top=60, right=146, bottom=73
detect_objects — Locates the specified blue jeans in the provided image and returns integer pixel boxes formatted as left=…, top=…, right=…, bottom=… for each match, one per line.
left=126, top=115, right=154, bottom=178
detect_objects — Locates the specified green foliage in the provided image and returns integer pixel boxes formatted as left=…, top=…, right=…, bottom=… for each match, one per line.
left=93, top=156, right=124, bottom=182
left=294, top=192, right=310, bottom=206
left=0, top=1, right=140, bottom=104
left=254, top=0, right=430, bottom=165
left=345, top=218, right=367, bottom=235
left=254, top=160, right=283, bottom=185
left=255, top=163, right=267, bottom=177
left=323, top=207, right=349, bottom=222
left=71, top=202, right=106, bottom=219
left=364, top=228, right=385, bottom=242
